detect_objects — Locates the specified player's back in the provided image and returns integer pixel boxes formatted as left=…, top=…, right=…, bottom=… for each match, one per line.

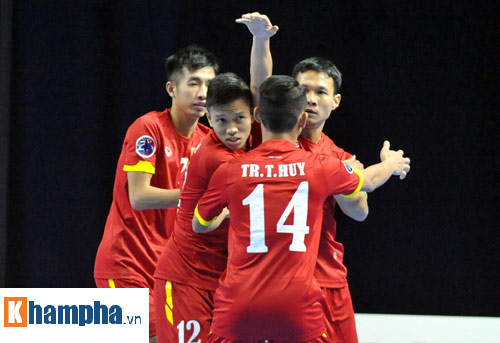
left=203, top=139, right=360, bottom=342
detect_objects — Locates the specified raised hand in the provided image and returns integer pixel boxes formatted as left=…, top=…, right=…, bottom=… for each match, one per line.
left=380, top=140, right=411, bottom=179
left=235, top=12, right=279, bottom=39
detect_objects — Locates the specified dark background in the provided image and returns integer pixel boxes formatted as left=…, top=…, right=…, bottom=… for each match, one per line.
left=1, top=0, right=498, bottom=316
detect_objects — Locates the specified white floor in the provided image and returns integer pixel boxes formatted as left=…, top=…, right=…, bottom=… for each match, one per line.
left=355, top=313, right=500, bottom=343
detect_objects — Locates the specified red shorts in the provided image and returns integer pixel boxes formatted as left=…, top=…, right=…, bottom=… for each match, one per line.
left=95, top=277, right=156, bottom=337
left=206, top=331, right=328, bottom=343
left=154, top=278, right=214, bottom=343
left=320, top=286, right=358, bottom=343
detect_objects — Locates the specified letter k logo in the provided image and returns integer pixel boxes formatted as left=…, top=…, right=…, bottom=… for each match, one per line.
left=4, top=297, right=27, bottom=327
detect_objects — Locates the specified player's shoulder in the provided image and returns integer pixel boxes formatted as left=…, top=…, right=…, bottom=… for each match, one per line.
left=319, top=133, right=353, bottom=157
left=127, top=109, right=166, bottom=131
left=195, top=121, right=211, bottom=135
left=193, top=132, right=236, bottom=166
left=318, top=133, right=340, bottom=150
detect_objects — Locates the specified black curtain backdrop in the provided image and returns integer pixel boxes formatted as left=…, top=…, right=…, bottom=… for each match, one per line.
left=3, top=0, right=499, bottom=316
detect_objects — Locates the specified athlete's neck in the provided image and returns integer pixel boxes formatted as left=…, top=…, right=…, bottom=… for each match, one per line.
left=261, top=127, right=300, bottom=144
left=170, top=105, right=199, bottom=138
left=300, top=126, right=323, bottom=144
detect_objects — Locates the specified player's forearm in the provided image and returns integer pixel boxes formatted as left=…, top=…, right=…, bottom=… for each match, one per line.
left=250, top=36, right=273, bottom=104
left=129, top=187, right=180, bottom=210
left=192, top=207, right=229, bottom=233
left=334, top=193, right=369, bottom=222
left=360, top=160, right=397, bottom=193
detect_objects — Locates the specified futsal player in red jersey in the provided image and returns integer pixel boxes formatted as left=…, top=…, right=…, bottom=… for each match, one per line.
left=153, top=72, right=254, bottom=343
left=293, top=58, right=371, bottom=343
left=243, top=12, right=376, bottom=340
left=193, top=75, right=410, bottom=343
left=94, top=46, right=217, bottom=342
left=153, top=15, right=278, bottom=343
left=290, top=57, right=367, bottom=343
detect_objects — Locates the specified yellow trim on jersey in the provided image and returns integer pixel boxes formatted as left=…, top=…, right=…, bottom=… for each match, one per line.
left=341, top=167, right=364, bottom=198
left=108, top=279, right=116, bottom=288
left=165, top=281, right=174, bottom=325
left=323, top=332, right=328, bottom=338
left=123, top=160, right=155, bottom=174
left=194, top=205, right=217, bottom=227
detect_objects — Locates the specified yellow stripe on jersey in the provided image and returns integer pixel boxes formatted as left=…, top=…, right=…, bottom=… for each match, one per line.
left=108, top=279, right=116, bottom=288
left=341, top=167, right=364, bottom=198
left=194, top=205, right=217, bottom=227
left=323, top=332, right=328, bottom=338
left=123, top=160, right=155, bottom=174
left=165, top=281, right=174, bottom=325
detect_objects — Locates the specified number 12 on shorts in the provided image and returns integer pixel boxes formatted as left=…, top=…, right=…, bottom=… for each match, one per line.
left=243, top=181, right=310, bottom=253
left=177, top=319, right=201, bottom=343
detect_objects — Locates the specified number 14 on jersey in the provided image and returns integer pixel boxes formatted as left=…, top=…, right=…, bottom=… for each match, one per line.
left=242, top=181, right=310, bottom=253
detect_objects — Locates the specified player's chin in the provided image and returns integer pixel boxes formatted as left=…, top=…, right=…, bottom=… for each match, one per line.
left=191, top=110, right=207, bottom=119
left=305, top=119, right=322, bottom=129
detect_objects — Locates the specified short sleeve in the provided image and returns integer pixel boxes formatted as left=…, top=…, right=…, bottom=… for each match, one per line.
left=122, top=116, right=160, bottom=174
left=180, top=140, right=234, bottom=213
left=194, top=163, right=229, bottom=225
left=320, top=155, right=362, bottom=197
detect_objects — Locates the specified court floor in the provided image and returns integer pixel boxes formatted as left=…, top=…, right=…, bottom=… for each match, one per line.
left=355, top=313, right=500, bottom=343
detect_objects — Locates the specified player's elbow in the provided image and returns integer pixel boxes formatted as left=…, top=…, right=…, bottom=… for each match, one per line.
left=192, top=217, right=206, bottom=234
left=346, top=200, right=369, bottom=222
left=130, top=200, right=146, bottom=210
left=129, top=193, right=147, bottom=210
left=353, top=207, right=369, bottom=222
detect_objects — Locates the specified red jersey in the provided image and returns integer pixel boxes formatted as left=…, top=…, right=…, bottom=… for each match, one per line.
left=94, top=108, right=210, bottom=281
left=195, top=139, right=362, bottom=342
left=154, top=130, right=250, bottom=290
left=299, top=133, right=353, bottom=288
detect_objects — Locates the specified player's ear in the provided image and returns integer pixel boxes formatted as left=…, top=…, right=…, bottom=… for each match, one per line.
left=332, top=93, right=341, bottom=111
left=166, top=81, right=176, bottom=98
left=253, top=106, right=262, bottom=123
left=206, top=109, right=214, bottom=127
left=298, top=111, right=308, bottom=128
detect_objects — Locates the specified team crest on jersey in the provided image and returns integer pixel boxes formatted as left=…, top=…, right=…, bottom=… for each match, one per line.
left=136, top=135, right=156, bottom=158
left=343, top=162, right=354, bottom=174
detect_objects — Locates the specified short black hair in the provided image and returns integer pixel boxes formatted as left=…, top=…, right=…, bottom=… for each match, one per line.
left=165, top=45, right=219, bottom=83
left=292, top=57, right=342, bottom=94
left=258, top=75, right=307, bottom=133
left=207, top=73, right=253, bottom=111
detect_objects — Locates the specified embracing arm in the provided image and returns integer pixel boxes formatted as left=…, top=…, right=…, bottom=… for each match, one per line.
left=127, top=171, right=180, bottom=210
left=335, top=193, right=368, bottom=222
left=358, top=141, right=411, bottom=193
left=192, top=207, right=230, bottom=233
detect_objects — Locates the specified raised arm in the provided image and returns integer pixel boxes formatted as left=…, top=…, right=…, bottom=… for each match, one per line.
left=127, top=172, right=180, bottom=210
left=236, top=12, right=278, bottom=105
